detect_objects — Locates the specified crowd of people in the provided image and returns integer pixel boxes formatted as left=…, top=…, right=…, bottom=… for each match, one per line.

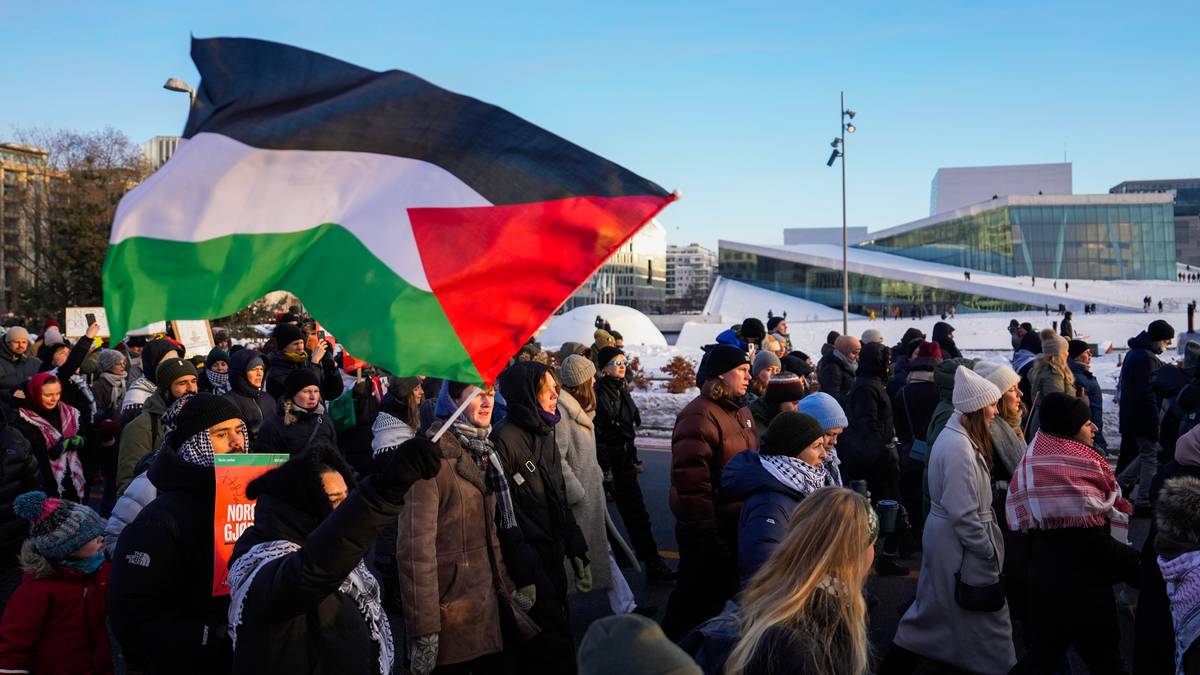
left=0, top=308, right=1195, bottom=674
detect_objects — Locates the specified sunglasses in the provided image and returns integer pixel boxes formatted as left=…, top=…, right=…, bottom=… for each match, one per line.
left=610, top=360, right=628, bottom=367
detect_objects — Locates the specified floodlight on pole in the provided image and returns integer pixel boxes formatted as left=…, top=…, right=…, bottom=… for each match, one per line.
left=163, top=77, right=196, bottom=104
left=823, top=91, right=858, bottom=334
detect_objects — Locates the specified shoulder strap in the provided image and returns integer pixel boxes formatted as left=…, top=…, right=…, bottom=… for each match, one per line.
left=900, top=387, right=922, bottom=442
left=300, top=416, right=324, bottom=454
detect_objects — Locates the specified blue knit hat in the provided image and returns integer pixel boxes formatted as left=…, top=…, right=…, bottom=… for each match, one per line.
left=12, top=491, right=104, bottom=560
left=796, top=392, right=849, bottom=431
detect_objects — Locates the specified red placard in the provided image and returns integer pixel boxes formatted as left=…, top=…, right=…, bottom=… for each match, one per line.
left=212, top=453, right=288, bottom=596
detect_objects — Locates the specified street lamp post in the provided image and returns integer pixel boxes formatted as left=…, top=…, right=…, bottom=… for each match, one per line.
left=825, top=92, right=856, bottom=334
left=163, top=77, right=196, bottom=105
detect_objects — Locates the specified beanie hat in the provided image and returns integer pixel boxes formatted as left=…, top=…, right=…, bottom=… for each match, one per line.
left=861, top=328, right=884, bottom=344
left=578, top=614, right=702, bottom=675
left=1148, top=319, right=1176, bottom=342
left=795, top=392, right=849, bottom=430
left=560, top=354, right=597, bottom=389
left=705, top=345, right=750, bottom=378
left=764, top=372, right=806, bottom=406
left=169, top=393, right=244, bottom=451
left=41, top=326, right=64, bottom=346
left=206, top=347, right=230, bottom=369
left=3, top=326, right=29, bottom=345
left=387, top=376, right=423, bottom=401
left=557, top=341, right=588, bottom=362
left=1154, top=476, right=1200, bottom=558
left=973, top=360, right=1020, bottom=395
left=900, top=327, right=926, bottom=344
left=1041, top=331, right=1068, bottom=356
left=752, top=350, right=781, bottom=377
left=273, top=323, right=304, bottom=350
left=762, top=412, right=825, bottom=457
left=914, top=341, right=943, bottom=361
left=593, top=329, right=616, bottom=350
left=596, top=346, right=625, bottom=370
left=284, top=368, right=321, bottom=400
left=277, top=312, right=300, bottom=325
left=740, top=318, right=766, bottom=341
left=780, top=354, right=814, bottom=378
left=1039, top=392, right=1091, bottom=437
left=767, top=316, right=786, bottom=332
left=1068, top=339, right=1091, bottom=360
left=952, top=367, right=1001, bottom=413
left=155, top=357, right=197, bottom=390
left=97, top=349, right=125, bottom=373
left=13, top=491, right=104, bottom=561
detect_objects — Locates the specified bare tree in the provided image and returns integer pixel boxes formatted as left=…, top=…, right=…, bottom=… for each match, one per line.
left=9, top=127, right=147, bottom=324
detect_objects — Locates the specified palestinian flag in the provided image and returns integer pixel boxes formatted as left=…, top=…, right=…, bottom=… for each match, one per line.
left=104, top=37, right=674, bottom=385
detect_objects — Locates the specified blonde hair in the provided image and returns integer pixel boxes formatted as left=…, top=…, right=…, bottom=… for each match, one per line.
left=726, top=488, right=873, bottom=675
left=702, top=377, right=731, bottom=401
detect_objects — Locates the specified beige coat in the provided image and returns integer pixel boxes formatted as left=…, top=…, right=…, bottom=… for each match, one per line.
left=555, top=390, right=638, bottom=592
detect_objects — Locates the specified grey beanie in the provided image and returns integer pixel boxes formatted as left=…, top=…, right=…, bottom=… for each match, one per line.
left=4, top=326, right=29, bottom=345
left=97, top=349, right=125, bottom=373
left=560, top=354, right=597, bottom=389
left=578, top=614, right=701, bottom=675
left=752, top=350, right=781, bottom=378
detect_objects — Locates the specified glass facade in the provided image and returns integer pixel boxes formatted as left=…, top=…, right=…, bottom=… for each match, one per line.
left=718, top=248, right=1040, bottom=316
left=858, top=202, right=1176, bottom=280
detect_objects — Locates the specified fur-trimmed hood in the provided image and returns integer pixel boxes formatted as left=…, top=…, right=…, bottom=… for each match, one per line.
left=1156, top=475, right=1200, bottom=558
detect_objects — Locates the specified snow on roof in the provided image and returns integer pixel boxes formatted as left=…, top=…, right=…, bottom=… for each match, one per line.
left=539, top=303, right=667, bottom=347
left=702, top=276, right=861, bottom=323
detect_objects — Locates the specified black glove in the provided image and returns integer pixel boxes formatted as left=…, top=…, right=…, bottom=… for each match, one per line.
left=376, top=437, right=441, bottom=502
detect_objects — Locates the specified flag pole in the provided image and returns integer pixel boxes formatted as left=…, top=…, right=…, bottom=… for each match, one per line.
left=430, top=385, right=483, bottom=443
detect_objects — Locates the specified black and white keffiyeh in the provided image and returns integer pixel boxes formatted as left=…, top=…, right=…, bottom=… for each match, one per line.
left=227, top=540, right=393, bottom=675
left=176, top=418, right=250, bottom=467
left=760, top=453, right=830, bottom=497
left=206, top=369, right=231, bottom=396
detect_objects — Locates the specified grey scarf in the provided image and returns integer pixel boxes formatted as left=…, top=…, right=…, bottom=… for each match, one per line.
left=834, top=350, right=858, bottom=374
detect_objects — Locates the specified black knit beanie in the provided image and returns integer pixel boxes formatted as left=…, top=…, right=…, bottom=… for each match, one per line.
left=156, top=357, right=197, bottom=390
left=1148, top=319, right=1176, bottom=342
left=206, top=347, right=230, bottom=369
left=767, top=316, right=785, bottom=332
left=762, top=411, right=825, bottom=457
left=1068, top=340, right=1091, bottom=360
left=284, top=368, right=321, bottom=400
left=169, top=393, right=243, bottom=450
left=740, top=318, right=766, bottom=341
left=274, top=323, right=305, bottom=349
left=596, top=346, right=625, bottom=370
left=704, top=345, right=750, bottom=379
left=1039, top=392, right=1091, bottom=437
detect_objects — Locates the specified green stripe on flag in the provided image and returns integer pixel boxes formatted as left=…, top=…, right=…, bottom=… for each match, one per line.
left=103, top=223, right=484, bottom=384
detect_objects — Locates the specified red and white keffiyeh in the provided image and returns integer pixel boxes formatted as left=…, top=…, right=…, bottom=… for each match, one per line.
left=18, top=403, right=85, bottom=498
left=1006, top=430, right=1132, bottom=531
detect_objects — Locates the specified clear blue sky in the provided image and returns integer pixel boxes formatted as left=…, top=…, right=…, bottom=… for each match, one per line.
left=3, top=1, right=1197, bottom=250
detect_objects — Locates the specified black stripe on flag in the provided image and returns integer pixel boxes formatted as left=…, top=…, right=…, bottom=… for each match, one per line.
left=183, top=37, right=669, bottom=206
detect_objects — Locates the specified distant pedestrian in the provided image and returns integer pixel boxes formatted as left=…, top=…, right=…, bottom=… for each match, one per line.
left=1160, top=300, right=1165, bottom=313
left=1060, top=311, right=1074, bottom=338
left=1065, top=281, right=1069, bottom=293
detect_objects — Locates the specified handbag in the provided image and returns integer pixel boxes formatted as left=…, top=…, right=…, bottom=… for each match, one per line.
left=954, top=544, right=1005, bottom=612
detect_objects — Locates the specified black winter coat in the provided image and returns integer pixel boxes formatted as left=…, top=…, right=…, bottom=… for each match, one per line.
left=0, top=412, right=38, bottom=573
left=593, top=375, right=640, bottom=470
left=493, top=362, right=589, bottom=575
left=108, top=447, right=231, bottom=675
left=264, top=350, right=343, bottom=404
left=228, top=448, right=403, bottom=675
left=839, top=343, right=897, bottom=495
left=223, top=350, right=277, bottom=446
left=1120, top=331, right=1165, bottom=441
left=932, top=321, right=962, bottom=359
left=0, top=341, right=40, bottom=409
left=816, top=352, right=855, bottom=407
left=256, top=403, right=338, bottom=456
left=894, top=376, right=939, bottom=448
left=741, top=591, right=858, bottom=675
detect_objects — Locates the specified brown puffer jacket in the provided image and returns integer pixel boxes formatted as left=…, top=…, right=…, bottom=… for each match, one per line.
left=669, top=393, right=758, bottom=550
left=396, top=428, right=538, bottom=667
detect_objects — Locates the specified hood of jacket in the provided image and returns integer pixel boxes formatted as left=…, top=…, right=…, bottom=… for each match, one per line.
left=1128, top=330, right=1163, bottom=354
left=719, top=450, right=802, bottom=502
left=245, top=445, right=357, bottom=543
left=856, top=342, right=890, bottom=381
left=932, top=321, right=955, bottom=343
left=498, top=360, right=555, bottom=435
left=140, top=338, right=181, bottom=381
left=1017, top=330, right=1042, bottom=355
left=714, top=328, right=747, bottom=351
left=934, top=358, right=974, bottom=401
left=146, top=444, right=217, bottom=496
left=229, top=349, right=266, bottom=398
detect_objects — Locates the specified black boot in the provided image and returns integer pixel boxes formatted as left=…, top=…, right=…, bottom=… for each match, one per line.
left=644, top=556, right=678, bottom=584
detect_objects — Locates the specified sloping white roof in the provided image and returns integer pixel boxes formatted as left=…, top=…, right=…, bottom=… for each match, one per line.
left=539, top=303, right=667, bottom=347
left=702, top=276, right=858, bottom=322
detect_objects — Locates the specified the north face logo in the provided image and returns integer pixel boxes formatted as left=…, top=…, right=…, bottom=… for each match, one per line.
left=125, top=551, right=151, bottom=567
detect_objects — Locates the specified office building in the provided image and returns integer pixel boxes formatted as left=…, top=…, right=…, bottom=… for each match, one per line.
left=666, top=243, right=716, bottom=311
left=0, top=143, right=58, bottom=312
left=930, top=162, right=1072, bottom=216
left=566, top=218, right=667, bottom=313
left=141, top=136, right=181, bottom=171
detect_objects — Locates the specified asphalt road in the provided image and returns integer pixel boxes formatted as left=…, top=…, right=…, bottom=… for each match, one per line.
left=569, top=443, right=1147, bottom=673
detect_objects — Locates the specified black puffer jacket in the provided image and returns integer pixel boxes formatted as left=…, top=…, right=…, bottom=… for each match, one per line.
left=493, top=362, right=589, bottom=568
left=839, top=343, right=897, bottom=493
left=108, top=446, right=231, bottom=675
left=593, top=375, right=640, bottom=470
left=228, top=447, right=405, bottom=675
left=0, top=410, right=38, bottom=572
left=264, top=350, right=343, bottom=404
left=0, top=340, right=40, bottom=408
left=256, top=402, right=338, bottom=456
left=1120, top=331, right=1166, bottom=441
left=223, top=349, right=277, bottom=445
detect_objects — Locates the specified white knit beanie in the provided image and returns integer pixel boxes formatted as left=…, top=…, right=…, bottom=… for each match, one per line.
left=953, top=366, right=1001, bottom=413
left=861, top=329, right=884, bottom=344
left=973, top=360, right=1020, bottom=395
